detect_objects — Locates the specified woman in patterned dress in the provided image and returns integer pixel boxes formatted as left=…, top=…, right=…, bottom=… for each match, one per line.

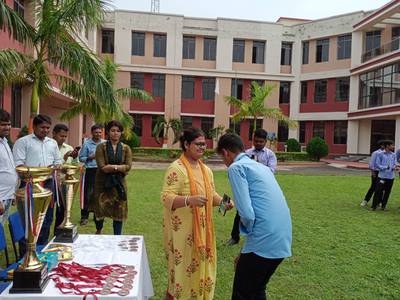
left=161, top=128, right=231, bottom=299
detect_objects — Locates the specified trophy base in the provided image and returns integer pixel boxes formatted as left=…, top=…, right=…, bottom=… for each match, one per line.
left=9, top=263, right=49, bottom=294
left=54, top=225, right=78, bottom=243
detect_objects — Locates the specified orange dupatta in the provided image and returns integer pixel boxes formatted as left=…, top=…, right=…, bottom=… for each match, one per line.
left=179, top=154, right=214, bottom=256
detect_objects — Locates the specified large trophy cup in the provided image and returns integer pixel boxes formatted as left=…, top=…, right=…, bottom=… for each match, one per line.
left=10, top=166, right=52, bottom=294
left=54, top=164, right=79, bottom=243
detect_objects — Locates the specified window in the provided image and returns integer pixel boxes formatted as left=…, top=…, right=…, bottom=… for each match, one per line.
left=313, top=121, right=325, bottom=139
left=231, top=79, right=243, bottom=99
left=279, top=82, right=291, bottom=104
left=334, top=121, right=347, bottom=144
left=337, top=34, right=352, bottom=59
left=132, top=114, right=142, bottom=137
left=232, top=39, right=245, bottom=62
left=151, top=115, right=163, bottom=137
left=101, top=29, right=114, bottom=54
left=229, top=119, right=241, bottom=135
left=182, top=76, right=195, bottom=99
left=278, top=121, right=288, bottom=143
left=201, top=117, right=214, bottom=139
left=181, top=116, right=192, bottom=129
left=281, top=42, right=292, bottom=65
left=202, top=78, right=215, bottom=100
left=316, top=39, right=329, bottom=63
left=365, top=30, right=381, bottom=52
left=130, top=73, right=144, bottom=90
left=392, top=27, right=400, bottom=51
left=252, top=41, right=265, bottom=64
left=302, top=41, right=309, bottom=64
left=153, top=34, right=166, bottom=57
left=132, top=32, right=145, bottom=56
left=14, top=0, right=24, bottom=18
left=203, top=37, right=216, bottom=61
left=11, top=84, right=21, bottom=128
left=314, top=80, right=327, bottom=103
left=301, top=81, right=308, bottom=103
left=183, top=36, right=195, bottom=59
left=249, top=119, right=263, bottom=141
left=152, top=74, right=165, bottom=97
left=299, top=121, right=306, bottom=143
left=336, top=77, right=350, bottom=101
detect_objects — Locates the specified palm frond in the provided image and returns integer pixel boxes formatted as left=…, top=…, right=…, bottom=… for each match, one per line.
left=0, top=1, right=34, bottom=43
left=115, top=87, right=153, bottom=102
left=224, top=96, right=243, bottom=108
left=0, top=49, right=33, bottom=87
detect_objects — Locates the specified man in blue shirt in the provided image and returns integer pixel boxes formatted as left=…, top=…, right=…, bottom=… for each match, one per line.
left=226, top=128, right=277, bottom=246
left=79, top=124, right=104, bottom=225
left=217, top=133, right=292, bottom=300
left=360, top=140, right=384, bottom=207
left=370, top=140, right=397, bottom=211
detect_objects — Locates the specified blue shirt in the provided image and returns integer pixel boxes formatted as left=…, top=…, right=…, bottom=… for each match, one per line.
left=227, top=153, right=292, bottom=259
left=79, top=138, right=105, bottom=168
left=369, top=149, right=383, bottom=171
left=376, top=150, right=396, bottom=179
left=245, top=147, right=277, bottom=173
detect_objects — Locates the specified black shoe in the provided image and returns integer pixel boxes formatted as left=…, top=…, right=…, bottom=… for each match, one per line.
left=369, top=207, right=376, bottom=211
left=225, top=238, right=239, bottom=246
left=80, top=219, right=88, bottom=226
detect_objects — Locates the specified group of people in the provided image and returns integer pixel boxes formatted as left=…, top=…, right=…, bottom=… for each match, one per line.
left=0, top=109, right=133, bottom=250
left=161, top=128, right=292, bottom=300
left=361, top=139, right=398, bottom=211
left=0, top=106, right=293, bottom=299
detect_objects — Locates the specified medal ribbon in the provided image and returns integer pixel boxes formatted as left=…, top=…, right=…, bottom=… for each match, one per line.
left=79, top=167, right=85, bottom=210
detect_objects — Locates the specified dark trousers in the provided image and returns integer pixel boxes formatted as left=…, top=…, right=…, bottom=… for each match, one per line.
left=54, top=185, right=67, bottom=235
left=231, top=211, right=240, bottom=242
left=364, top=171, right=379, bottom=202
left=81, top=168, right=97, bottom=220
left=95, top=218, right=123, bottom=235
left=371, top=178, right=394, bottom=209
left=17, top=179, right=54, bottom=247
left=232, top=252, right=283, bottom=300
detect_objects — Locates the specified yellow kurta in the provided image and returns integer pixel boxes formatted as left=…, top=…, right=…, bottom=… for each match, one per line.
left=161, top=159, right=219, bottom=300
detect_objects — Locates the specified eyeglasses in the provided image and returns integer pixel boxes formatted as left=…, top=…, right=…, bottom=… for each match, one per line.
left=192, top=142, right=207, bottom=148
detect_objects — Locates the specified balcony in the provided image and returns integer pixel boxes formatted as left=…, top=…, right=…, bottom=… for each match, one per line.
left=361, top=38, right=400, bottom=63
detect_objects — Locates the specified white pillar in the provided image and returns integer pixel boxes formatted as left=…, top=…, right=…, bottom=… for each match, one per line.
left=347, top=120, right=359, bottom=154
left=395, top=116, right=400, bottom=149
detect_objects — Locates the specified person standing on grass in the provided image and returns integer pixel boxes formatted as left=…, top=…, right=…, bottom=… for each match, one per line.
left=226, top=128, right=277, bottom=246
left=13, top=114, right=62, bottom=245
left=370, top=140, right=397, bottom=211
left=79, top=124, right=104, bottom=226
left=217, top=133, right=291, bottom=300
left=0, top=109, right=18, bottom=226
left=91, top=120, right=132, bottom=235
left=360, top=140, right=384, bottom=207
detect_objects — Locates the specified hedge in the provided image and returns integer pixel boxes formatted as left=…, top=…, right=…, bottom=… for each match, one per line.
left=132, top=147, right=312, bottom=162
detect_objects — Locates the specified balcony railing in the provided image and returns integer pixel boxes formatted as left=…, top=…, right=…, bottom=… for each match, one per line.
left=361, top=38, right=400, bottom=63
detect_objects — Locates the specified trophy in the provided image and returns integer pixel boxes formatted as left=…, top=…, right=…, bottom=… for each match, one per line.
left=10, top=166, right=52, bottom=294
left=54, top=164, right=79, bottom=243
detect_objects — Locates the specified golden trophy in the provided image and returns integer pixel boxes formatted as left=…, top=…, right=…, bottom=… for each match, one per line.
left=54, top=164, right=79, bottom=243
left=10, top=166, right=52, bottom=294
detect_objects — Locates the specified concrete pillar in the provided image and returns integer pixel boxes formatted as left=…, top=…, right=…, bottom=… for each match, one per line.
left=214, top=77, right=230, bottom=130
left=164, top=74, right=182, bottom=148
left=347, top=120, right=359, bottom=154
left=264, top=39, right=281, bottom=74
left=395, top=116, right=400, bottom=149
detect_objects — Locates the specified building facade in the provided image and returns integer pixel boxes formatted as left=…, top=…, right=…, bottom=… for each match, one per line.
left=2, top=0, right=400, bottom=155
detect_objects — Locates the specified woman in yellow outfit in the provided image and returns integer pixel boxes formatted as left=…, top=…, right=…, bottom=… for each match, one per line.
left=161, top=127, right=231, bottom=300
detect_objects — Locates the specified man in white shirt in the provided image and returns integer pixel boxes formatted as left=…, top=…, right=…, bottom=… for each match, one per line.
left=52, top=124, right=79, bottom=232
left=226, top=128, right=277, bottom=246
left=13, top=114, right=62, bottom=245
left=0, top=109, right=18, bottom=226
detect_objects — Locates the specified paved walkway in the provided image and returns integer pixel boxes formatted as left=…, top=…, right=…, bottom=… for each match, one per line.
left=320, top=159, right=369, bottom=170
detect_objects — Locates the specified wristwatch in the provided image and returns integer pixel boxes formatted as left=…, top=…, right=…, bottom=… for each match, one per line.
left=114, top=166, right=118, bottom=171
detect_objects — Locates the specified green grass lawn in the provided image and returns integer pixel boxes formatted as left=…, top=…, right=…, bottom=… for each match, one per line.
left=3, top=170, right=400, bottom=299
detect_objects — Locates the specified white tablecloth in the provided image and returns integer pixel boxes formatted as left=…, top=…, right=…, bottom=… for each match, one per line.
left=2, top=234, right=154, bottom=299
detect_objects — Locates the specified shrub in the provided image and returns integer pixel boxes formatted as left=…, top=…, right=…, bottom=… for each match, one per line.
left=17, top=125, right=29, bottom=139
left=276, top=152, right=312, bottom=162
left=306, top=137, right=328, bottom=161
left=132, top=147, right=214, bottom=159
left=285, top=138, right=301, bottom=152
left=123, top=132, right=141, bottom=149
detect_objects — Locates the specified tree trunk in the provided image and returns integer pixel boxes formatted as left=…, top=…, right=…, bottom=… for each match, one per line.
left=28, top=79, right=40, bottom=133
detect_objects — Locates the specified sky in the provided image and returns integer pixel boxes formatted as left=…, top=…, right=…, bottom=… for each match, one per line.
left=113, top=0, right=389, bottom=22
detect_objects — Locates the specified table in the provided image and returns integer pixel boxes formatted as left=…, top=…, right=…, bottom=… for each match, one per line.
left=2, top=235, right=154, bottom=299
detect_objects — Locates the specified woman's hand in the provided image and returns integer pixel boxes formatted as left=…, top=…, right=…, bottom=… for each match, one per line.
left=187, top=195, right=207, bottom=207
left=102, top=165, right=116, bottom=173
left=224, top=201, right=234, bottom=211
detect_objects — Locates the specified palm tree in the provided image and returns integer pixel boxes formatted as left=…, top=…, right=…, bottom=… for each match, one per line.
left=60, top=57, right=152, bottom=137
left=0, top=0, right=114, bottom=131
left=152, top=117, right=183, bottom=148
left=225, top=81, right=297, bottom=137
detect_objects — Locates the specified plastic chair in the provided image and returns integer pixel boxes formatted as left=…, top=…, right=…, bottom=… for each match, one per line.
left=0, top=223, right=18, bottom=281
